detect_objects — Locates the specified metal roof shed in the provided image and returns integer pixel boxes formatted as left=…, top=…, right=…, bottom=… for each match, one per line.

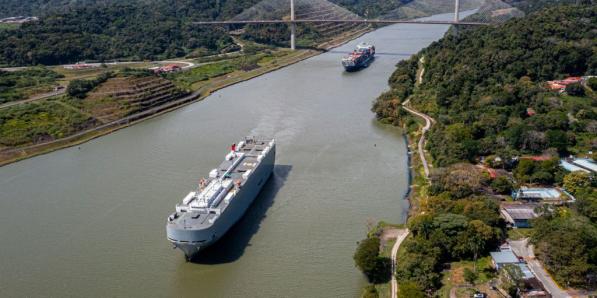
left=490, top=251, right=519, bottom=269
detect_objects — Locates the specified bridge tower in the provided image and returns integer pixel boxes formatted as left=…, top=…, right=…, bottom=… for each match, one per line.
left=290, top=0, right=296, bottom=50
left=286, top=0, right=462, bottom=50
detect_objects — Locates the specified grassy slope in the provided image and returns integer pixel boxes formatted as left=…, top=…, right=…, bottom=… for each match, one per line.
left=0, top=67, right=63, bottom=104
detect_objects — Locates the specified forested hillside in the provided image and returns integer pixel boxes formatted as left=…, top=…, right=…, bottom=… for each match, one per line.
left=0, top=0, right=261, bottom=66
left=374, top=4, right=596, bottom=165
left=505, top=0, right=594, bottom=13
left=0, top=0, right=492, bottom=66
left=373, top=4, right=596, bottom=291
left=4, top=0, right=406, bottom=19
left=0, top=0, right=100, bottom=18
left=0, top=0, right=253, bottom=19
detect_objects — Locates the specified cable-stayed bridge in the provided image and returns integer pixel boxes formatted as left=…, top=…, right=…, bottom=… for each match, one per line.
left=194, top=0, right=493, bottom=50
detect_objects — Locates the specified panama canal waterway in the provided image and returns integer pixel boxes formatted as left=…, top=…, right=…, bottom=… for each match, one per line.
left=0, top=11, right=470, bottom=297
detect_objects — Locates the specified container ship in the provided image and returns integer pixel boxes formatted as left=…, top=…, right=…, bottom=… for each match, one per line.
left=166, top=137, right=275, bottom=260
left=341, top=42, right=375, bottom=71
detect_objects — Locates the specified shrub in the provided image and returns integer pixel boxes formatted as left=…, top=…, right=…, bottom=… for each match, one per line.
left=361, top=285, right=379, bottom=298
left=587, top=77, right=597, bottom=91
left=464, top=268, right=478, bottom=285
left=565, top=82, right=585, bottom=96
left=563, top=171, right=592, bottom=194
left=491, top=176, right=513, bottom=194
left=66, top=71, right=113, bottom=99
left=397, top=281, right=425, bottom=298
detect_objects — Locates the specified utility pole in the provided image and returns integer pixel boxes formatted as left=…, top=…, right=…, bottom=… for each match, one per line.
left=290, top=0, right=296, bottom=50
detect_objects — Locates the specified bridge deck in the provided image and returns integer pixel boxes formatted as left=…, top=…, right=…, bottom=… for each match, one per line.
left=193, top=19, right=488, bottom=26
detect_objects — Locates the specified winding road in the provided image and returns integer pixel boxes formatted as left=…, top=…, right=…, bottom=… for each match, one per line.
left=388, top=67, right=433, bottom=298
left=391, top=229, right=410, bottom=298
left=402, top=98, right=435, bottom=178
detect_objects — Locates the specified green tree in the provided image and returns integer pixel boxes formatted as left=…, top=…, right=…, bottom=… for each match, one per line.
left=546, top=130, right=569, bottom=153
left=456, top=220, right=495, bottom=266
left=587, top=77, right=597, bottom=91
left=353, top=237, right=391, bottom=284
left=531, top=214, right=597, bottom=288
left=397, top=281, right=425, bottom=298
left=491, top=176, right=513, bottom=194
left=354, top=237, right=380, bottom=277
left=66, top=72, right=113, bottom=99
left=563, top=171, right=591, bottom=195
left=395, top=238, right=442, bottom=292
left=408, top=214, right=434, bottom=238
left=501, top=264, right=525, bottom=297
left=576, top=194, right=597, bottom=222
left=514, top=159, right=535, bottom=183
left=530, top=170, right=554, bottom=184
left=565, top=82, right=585, bottom=96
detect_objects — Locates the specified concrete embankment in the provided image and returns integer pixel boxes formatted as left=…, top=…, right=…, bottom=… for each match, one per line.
left=0, top=29, right=370, bottom=167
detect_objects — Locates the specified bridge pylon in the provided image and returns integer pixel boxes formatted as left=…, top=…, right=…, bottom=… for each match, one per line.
left=290, top=0, right=296, bottom=50
left=454, top=0, right=460, bottom=22
left=194, top=0, right=487, bottom=51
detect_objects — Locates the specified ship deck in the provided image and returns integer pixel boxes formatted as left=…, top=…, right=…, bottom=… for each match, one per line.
left=167, top=137, right=274, bottom=231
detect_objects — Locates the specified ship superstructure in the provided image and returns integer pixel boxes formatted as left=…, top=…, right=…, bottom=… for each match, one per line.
left=166, top=137, right=275, bottom=260
left=342, top=42, right=375, bottom=71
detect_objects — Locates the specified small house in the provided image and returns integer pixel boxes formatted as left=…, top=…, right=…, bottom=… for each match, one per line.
left=490, top=250, right=520, bottom=270
left=560, top=159, right=590, bottom=173
left=571, top=158, right=597, bottom=173
left=546, top=76, right=583, bottom=93
left=512, top=187, right=573, bottom=203
left=501, top=204, right=538, bottom=228
left=154, top=64, right=182, bottom=74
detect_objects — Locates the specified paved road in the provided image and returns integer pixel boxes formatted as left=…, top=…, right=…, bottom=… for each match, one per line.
left=0, top=89, right=65, bottom=109
left=1, top=60, right=196, bottom=73
left=510, top=239, right=570, bottom=298
left=402, top=98, right=435, bottom=178
left=391, top=229, right=410, bottom=298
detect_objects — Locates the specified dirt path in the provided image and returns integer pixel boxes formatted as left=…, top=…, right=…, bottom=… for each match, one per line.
left=391, top=229, right=410, bottom=298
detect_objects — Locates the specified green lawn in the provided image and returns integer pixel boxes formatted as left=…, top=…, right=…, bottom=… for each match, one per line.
left=169, top=61, right=237, bottom=86
left=167, top=51, right=292, bottom=90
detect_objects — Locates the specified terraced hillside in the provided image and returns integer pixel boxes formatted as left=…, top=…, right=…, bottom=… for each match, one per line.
left=0, top=73, right=186, bottom=150
left=81, top=76, right=187, bottom=122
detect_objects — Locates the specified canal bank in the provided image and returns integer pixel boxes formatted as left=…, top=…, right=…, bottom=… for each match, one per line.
left=0, top=26, right=374, bottom=167
left=0, top=12, right=463, bottom=297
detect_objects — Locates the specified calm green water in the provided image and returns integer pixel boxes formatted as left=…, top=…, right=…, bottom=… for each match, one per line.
left=0, top=12, right=464, bottom=297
